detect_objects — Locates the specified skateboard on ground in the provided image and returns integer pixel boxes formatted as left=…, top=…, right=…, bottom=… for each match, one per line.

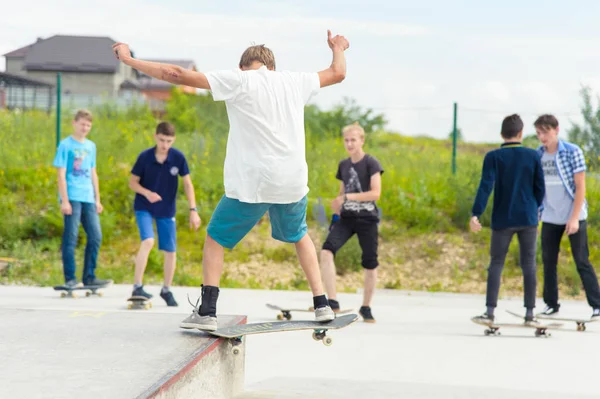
left=535, top=313, right=598, bottom=332
left=127, top=296, right=153, bottom=310
left=54, top=282, right=110, bottom=298
left=266, top=303, right=352, bottom=320
left=209, top=313, right=359, bottom=355
left=471, top=310, right=563, bottom=337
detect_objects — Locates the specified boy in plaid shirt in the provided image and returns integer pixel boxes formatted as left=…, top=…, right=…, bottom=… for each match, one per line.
left=535, top=114, right=600, bottom=319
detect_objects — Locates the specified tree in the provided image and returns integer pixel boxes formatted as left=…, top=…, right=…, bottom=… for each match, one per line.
left=304, top=97, right=388, bottom=139
left=568, top=86, right=600, bottom=169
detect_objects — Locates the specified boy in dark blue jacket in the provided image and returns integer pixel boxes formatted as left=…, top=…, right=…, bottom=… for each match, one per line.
left=470, top=114, right=545, bottom=323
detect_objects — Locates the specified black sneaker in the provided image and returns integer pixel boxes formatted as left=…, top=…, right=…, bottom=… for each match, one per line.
left=160, top=290, right=178, bottom=307
left=132, top=285, right=153, bottom=299
left=472, top=312, right=495, bottom=323
left=83, top=278, right=112, bottom=287
left=539, top=305, right=560, bottom=316
left=359, top=306, right=376, bottom=323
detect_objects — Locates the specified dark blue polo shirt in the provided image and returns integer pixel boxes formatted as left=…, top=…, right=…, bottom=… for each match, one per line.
left=471, top=142, right=545, bottom=230
left=131, top=147, right=190, bottom=218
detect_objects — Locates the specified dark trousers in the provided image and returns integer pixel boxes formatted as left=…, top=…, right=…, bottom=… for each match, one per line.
left=486, top=226, right=537, bottom=309
left=541, top=221, right=600, bottom=309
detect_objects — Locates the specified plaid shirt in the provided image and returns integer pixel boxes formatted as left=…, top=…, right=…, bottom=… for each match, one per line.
left=536, top=139, right=587, bottom=212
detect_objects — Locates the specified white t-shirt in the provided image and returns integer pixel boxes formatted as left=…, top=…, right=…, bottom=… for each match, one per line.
left=205, top=66, right=320, bottom=204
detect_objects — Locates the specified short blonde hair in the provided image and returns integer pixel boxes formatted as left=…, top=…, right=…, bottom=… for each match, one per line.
left=342, top=122, right=365, bottom=139
left=74, top=109, right=93, bottom=122
left=239, top=44, right=276, bottom=70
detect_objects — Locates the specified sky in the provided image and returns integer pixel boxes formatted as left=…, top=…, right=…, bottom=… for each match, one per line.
left=3, top=0, right=600, bottom=143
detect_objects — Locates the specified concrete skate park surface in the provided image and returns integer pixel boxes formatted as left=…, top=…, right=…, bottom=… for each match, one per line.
left=0, top=284, right=246, bottom=399
left=2, top=284, right=600, bottom=399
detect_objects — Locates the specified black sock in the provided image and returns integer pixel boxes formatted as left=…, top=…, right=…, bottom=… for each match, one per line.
left=526, top=308, right=534, bottom=319
left=313, top=295, right=328, bottom=309
left=199, top=285, right=220, bottom=317
left=487, top=306, right=495, bottom=317
left=328, top=298, right=340, bottom=310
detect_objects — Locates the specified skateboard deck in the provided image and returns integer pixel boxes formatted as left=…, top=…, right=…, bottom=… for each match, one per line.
left=54, top=283, right=110, bottom=298
left=535, top=313, right=598, bottom=331
left=209, top=313, right=359, bottom=355
left=266, top=303, right=352, bottom=320
left=471, top=311, right=563, bottom=337
left=127, top=296, right=152, bottom=310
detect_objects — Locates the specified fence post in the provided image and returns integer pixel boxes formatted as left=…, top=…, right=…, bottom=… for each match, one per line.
left=56, top=73, right=61, bottom=148
left=452, top=102, right=458, bottom=175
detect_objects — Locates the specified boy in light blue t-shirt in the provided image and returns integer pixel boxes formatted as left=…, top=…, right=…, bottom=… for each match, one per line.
left=53, top=110, right=111, bottom=288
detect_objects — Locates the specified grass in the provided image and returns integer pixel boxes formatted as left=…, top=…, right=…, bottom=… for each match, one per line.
left=1, top=101, right=600, bottom=303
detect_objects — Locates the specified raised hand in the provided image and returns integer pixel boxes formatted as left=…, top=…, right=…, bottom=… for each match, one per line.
left=112, top=42, right=131, bottom=60
left=327, top=30, right=350, bottom=51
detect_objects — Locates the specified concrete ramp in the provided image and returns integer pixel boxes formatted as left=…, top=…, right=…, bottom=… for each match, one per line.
left=0, top=285, right=246, bottom=399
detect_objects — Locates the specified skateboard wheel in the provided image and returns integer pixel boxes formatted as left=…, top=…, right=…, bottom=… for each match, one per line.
left=61, top=292, right=67, bottom=298
left=86, top=291, right=91, bottom=297
left=232, top=347, right=240, bottom=355
left=323, top=337, right=333, bottom=346
left=285, top=314, right=292, bottom=321
left=127, top=304, right=132, bottom=309
left=277, top=314, right=284, bottom=320
left=98, top=292, right=104, bottom=297
left=149, top=302, right=153, bottom=308
left=144, top=304, right=150, bottom=310
left=312, top=332, right=320, bottom=341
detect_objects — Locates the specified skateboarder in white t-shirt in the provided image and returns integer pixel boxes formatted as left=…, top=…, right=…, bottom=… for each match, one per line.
left=113, top=30, right=350, bottom=330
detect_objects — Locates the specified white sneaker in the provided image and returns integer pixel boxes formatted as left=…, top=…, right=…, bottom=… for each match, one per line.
left=315, top=306, right=335, bottom=322
left=179, top=311, right=217, bottom=331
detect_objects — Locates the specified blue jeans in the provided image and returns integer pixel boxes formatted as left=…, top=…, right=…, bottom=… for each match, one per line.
left=61, top=201, right=102, bottom=284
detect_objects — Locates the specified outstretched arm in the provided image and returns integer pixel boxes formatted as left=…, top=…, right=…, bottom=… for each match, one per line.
left=318, top=30, right=349, bottom=88
left=112, top=43, right=210, bottom=90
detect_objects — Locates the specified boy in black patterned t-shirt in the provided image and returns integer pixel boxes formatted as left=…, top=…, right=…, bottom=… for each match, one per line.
left=320, top=122, right=384, bottom=322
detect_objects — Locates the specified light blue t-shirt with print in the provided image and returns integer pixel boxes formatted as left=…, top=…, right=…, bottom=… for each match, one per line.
left=541, top=151, right=587, bottom=224
left=52, top=136, right=97, bottom=204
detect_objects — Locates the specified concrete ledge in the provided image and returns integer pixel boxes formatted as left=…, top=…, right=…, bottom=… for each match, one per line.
left=141, top=315, right=247, bottom=399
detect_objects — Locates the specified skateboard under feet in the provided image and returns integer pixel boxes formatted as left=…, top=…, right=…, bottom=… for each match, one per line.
left=127, top=296, right=152, bottom=310
left=209, top=313, right=359, bottom=355
left=266, top=303, right=352, bottom=320
left=54, top=283, right=109, bottom=298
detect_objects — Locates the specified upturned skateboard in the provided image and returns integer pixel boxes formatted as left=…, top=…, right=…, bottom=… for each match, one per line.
left=127, top=296, right=152, bottom=310
left=209, top=313, right=359, bottom=355
left=535, top=313, right=598, bottom=332
left=54, top=283, right=110, bottom=298
left=266, top=303, right=352, bottom=320
left=471, top=311, right=563, bottom=337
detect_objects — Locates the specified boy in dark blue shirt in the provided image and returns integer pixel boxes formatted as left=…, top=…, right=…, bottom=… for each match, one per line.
left=470, top=114, right=545, bottom=324
left=129, top=122, right=202, bottom=306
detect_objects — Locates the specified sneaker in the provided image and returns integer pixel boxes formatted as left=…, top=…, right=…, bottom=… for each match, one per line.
left=160, top=290, right=178, bottom=307
left=83, top=278, right=112, bottom=287
left=592, top=309, right=600, bottom=319
left=179, top=297, right=217, bottom=331
left=309, top=299, right=342, bottom=313
left=132, top=285, right=153, bottom=299
left=539, top=305, right=560, bottom=316
left=314, top=306, right=335, bottom=322
left=359, top=306, right=376, bottom=323
left=65, top=279, right=83, bottom=289
left=524, top=315, right=540, bottom=325
left=471, top=312, right=495, bottom=323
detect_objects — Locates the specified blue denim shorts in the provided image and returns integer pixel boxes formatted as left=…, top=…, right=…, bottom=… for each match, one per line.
left=135, top=211, right=176, bottom=252
left=207, top=195, right=308, bottom=249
